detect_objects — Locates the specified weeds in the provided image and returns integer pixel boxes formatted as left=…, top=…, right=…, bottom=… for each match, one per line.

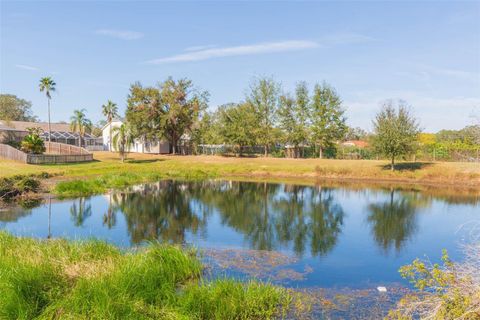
left=0, top=232, right=290, bottom=319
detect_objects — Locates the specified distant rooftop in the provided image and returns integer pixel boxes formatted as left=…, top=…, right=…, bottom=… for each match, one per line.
left=0, top=120, right=72, bottom=132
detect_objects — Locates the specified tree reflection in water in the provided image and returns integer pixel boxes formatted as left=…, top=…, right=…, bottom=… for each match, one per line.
left=112, top=181, right=208, bottom=244
left=109, top=180, right=345, bottom=256
left=69, top=198, right=92, bottom=227
left=367, top=189, right=419, bottom=253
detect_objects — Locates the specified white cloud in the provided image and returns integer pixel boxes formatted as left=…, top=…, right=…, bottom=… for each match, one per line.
left=146, top=40, right=320, bottom=64
left=184, top=45, right=217, bottom=52
left=95, top=29, right=144, bottom=40
left=146, top=33, right=373, bottom=64
left=15, top=64, right=39, bottom=71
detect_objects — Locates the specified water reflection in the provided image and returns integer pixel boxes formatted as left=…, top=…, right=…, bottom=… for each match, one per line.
left=69, top=198, right=92, bottom=227
left=1, top=180, right=478, bottom=258
left=367, top=190, right=419, bottom=253
left=103, top=194, right=118, bottom=229
left=113, top=182, right=208, bottom=244
left=109, top=181, right=345, bottom=257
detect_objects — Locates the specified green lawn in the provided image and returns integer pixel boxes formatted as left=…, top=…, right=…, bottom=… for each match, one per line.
left=1, top=152, right=479, bottom=197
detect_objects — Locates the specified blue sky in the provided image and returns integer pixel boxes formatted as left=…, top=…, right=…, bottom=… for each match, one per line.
left=1, top=1, right=479, bottom=132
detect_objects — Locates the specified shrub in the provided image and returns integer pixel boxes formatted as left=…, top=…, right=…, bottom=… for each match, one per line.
left=0, top=175, right=42, bottom=200
left=20, top=128, right=46, bottom=154
left=387, top=246, right=480, bottom=319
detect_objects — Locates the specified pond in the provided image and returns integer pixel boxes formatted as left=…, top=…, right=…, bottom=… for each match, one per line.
left=1, top=180, right=479, bottom=290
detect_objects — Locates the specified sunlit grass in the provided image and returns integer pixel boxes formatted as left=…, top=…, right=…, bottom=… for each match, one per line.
left=1, top=152, right=479, bottom=198
left=0, top=231, right=290, bottom=319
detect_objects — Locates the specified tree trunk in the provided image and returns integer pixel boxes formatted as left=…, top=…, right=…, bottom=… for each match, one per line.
left=47, top=98, right=51, bottom=153
left=319, top=146, right=323, bottom=159
left=391, top=155, right=395, bottom=171
left=109, top=121, right=112, bottom=152
left=264, top=145, right=268, bottom=157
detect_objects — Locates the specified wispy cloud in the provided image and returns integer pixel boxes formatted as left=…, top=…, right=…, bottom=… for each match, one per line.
left=184, top=45, right=217, bottom=52
left=15, top=64, right=39, bottom=71
left=146, top=33, right=373, bottom=64
left=423, top=65, right=480, bottom=82
left=147, top=40, right=319, bottom=64
left=95, top=29, right=144, bottom=40
left=397, top=63, right=480, bottom=83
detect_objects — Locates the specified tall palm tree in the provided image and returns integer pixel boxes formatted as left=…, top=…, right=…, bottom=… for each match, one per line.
left=70, top=109, right=92, bottom=147
left=39, top=77, right=56, bottom=150
left=102, top=100, right=119, bottom=151
left=112, top=123, right=134, bottom=162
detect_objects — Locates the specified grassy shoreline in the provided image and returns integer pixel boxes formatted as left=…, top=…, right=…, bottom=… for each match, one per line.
left=0, top=231, right=290, bottom=319
left=1, top=152, right=479, bottom=198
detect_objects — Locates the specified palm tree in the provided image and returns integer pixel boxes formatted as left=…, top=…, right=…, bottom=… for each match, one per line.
left=102, top=100, right=119, bottom=151
left=70, top=109, right=92, bottom=147
left=112, top=123, right=134, bottom=162
left=39, top=77, right=56, bottom=151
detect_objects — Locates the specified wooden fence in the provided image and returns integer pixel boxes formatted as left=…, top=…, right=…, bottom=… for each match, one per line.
left=0, top=144, right=28, bottom=162
left=45, top=142, right=91, bottom=155
left=0, top=143, right=93, bottom=164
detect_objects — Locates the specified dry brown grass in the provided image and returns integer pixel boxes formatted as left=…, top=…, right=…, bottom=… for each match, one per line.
left=1, top=151, right=479, bottom=187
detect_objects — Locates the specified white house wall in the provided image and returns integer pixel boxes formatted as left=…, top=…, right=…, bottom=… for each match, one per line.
left=102, top=121, right=170, bottom=154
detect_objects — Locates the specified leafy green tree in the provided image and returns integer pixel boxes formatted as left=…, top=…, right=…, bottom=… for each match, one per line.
left=436, top=125, right=480, bottom=145
left=0, top=94, right=37, bottom=121
left=125, top=78, right=208, bottom=154
left=310, top=82, right=347, bottom=158
left=125, top=82, right=161, bottom=144
left=70, top=109, right=92, bottom=147
left=278, top=82, right=311, bottom=158
left=218, top=103, right=258, bottom=156
left=190, top=111, right=222, bottom=152
left=344, top=126, right=368, bottom=141
left=20, top=127, right=45, bottom=154
left=372, top=100, right=421, bottom=170
left=112, top=123, right=135, bottom=162
left=158, top=77, right=208, bottom=154
left=39, top=77, right=56, bottom=142
left=102, top=100, right=119, bottom=150
left=294, top=82, right=311, bottom=157
left=247, top=77, right=281, bottom=156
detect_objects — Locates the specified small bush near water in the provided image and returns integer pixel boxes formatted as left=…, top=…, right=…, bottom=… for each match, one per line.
left=0, top=232, right=290, bottom=319
left=387, top=246, right=480, bottom=319
left=0, top=174, right=42, bottom=201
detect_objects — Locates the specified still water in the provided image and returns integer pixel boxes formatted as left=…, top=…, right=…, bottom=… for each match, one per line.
left=1, top=180, right=479, bottom=289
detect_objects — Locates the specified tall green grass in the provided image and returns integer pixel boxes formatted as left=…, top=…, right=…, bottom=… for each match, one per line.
left=0, top=232, right=290, bottom=319
left=53, top=170, right=215, bottom=198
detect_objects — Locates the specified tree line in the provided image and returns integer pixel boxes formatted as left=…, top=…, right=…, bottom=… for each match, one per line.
left=122, top=77, right=349, bottom=159
left=1, top=76, right=479, bottom=169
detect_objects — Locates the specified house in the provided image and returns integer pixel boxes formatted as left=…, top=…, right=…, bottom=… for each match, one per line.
left=341, top=140, right=369, bottom=148
left=102, top=120, right=170, bottom=154
left=0, top=120, right=103, bottom=150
